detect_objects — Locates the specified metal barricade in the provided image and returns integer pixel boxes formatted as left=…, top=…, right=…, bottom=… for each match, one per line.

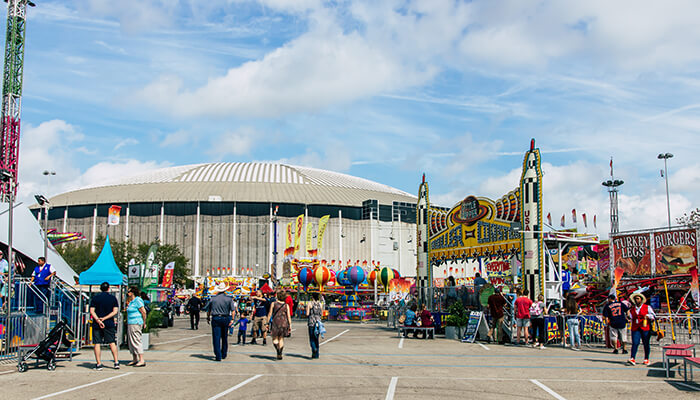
left=0, top=312, right=26, bottom=365
left=653, top=313, right=700, bottom=347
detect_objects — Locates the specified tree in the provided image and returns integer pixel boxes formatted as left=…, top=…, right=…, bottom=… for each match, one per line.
left=136, top=241, right=191, bottom=287
left=57, top=243, right=98, bottom=274
left=677, top=208, right=700, bottom=229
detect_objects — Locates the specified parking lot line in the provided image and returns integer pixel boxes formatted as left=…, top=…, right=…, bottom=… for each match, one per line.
left=478, top=343, right=490, bottom=351
left=398, top=338, right=404, bottom=349
left=530, top=379, right=567, bottom=400
left=32, top=372, right=134, bottom=400
left=320, top=329, right=350, bottom=346
left=207, top=374, right=263, bottom=400
left=385, top=377, right=398, bottom=400
left=156, top=334, right=210, bottom=345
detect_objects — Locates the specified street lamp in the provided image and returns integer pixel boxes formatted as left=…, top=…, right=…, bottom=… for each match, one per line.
left=657, top=153, right=673, bottom=229
left=602, top=179, right=624, bottom=234
left=35, top=194, right=50, bottom=260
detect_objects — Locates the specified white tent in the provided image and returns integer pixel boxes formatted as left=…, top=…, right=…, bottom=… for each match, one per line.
left=0, top=202, right=78, bottom=284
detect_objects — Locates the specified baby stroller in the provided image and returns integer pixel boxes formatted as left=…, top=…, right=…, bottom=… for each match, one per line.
left=17, top=319, right=74, bottom=372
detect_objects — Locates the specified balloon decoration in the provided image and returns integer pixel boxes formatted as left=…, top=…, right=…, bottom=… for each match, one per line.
left=314, top=265, right=331, bottom=291
left=347, top=265, right=366, bottom=291
left=392, top=269, right=401, bottom=279
left=327, top=269, right=337, bottom=287
left=298, top=267, right=315, bottom=291
left=336, top=269, right=352, bottom=287
left=368, top=268, right=378, bottom=286
left=378, top=267, right=397, bottom=292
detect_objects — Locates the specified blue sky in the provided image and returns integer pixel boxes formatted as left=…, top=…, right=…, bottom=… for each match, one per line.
left=15, top=0, right=700, bottom=237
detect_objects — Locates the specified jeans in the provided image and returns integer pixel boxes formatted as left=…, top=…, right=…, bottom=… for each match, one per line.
left=35, top=285, right=50, bottom=314
left=237, top=329, right=246, bottom=345
left=531, top=317, right=545, bottom=344
left=211, top=316, right=231, bottom=360
left=308, top=325, right=320, bottom=358
left=567, top=318, right=580, bottom=348
left=631, top=330, right=651, bottom=360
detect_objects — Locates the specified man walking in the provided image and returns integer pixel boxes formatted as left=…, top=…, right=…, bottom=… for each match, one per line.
left=206, top=283, right=237, bottom=361
left=250, top=290, right=269, bottom=345
left=603, top=294, right=629, bottom=354
left=473, top=273, right=487, bottom=309
left=186, top=294, right=202, bottom=330
left=32, top=257, right=56, bottom=313
left=487, top=286, right=507, bottom=344
left=514, top=288, right=533, bottom=345
left=90, top=282, right=120, bottom=370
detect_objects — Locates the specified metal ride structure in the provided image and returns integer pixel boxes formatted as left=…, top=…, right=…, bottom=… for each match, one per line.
left=0, top=0, right=34, bottom=200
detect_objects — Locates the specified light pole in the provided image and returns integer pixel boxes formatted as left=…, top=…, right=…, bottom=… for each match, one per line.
left=602, top=179, right=624, bottom=234
left=35, top=194, right=50, bottom=260
left=42, top=170, right=55, bottom=194
left=658, top=153, right=673, bottom=229
left=2, top=170, right=14, bottom=345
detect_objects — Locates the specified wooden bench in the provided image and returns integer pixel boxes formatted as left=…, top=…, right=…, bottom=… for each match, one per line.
left=665, top=349, right=693, bottom=378
left=683, top=357, right=700, bottom=382
left=397, top=326, right=434, bottom=339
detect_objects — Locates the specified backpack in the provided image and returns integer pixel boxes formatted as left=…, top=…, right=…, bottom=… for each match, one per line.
left=529, top=301, right=542, bottom=316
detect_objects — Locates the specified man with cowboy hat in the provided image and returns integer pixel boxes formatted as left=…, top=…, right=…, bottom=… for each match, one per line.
left=206, top=282, right=237, bottom=361
left=628, top=291, right=656, bottom=366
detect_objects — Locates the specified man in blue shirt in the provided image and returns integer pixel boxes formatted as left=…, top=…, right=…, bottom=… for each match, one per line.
left=473, top=273, right=488, bottom=309
left=32, top=257, right=55, bottom=313
left=602, top=294, right=629, bottom=354
left=250, top=290, right=269, bottom=345
left=90, top=282, right=120, bottom=370
left=561, top=266, right=571, bottom=296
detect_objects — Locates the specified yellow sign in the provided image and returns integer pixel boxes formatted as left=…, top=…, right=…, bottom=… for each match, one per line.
left=294, top=214, right=304, bottom=253
left=429, top=195, right=520, bottom=258
left=317, top=215, right=330, bottom=252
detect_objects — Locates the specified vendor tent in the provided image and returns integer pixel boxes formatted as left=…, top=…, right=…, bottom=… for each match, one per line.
left=79, top=236, right=126, bottom=285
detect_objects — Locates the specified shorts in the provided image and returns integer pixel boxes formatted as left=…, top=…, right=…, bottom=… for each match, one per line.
left=516, top=318, right=530, bottom=328
left=93, top=325, right=116, bottom=344
left=609, top=327, right=627, bottom=344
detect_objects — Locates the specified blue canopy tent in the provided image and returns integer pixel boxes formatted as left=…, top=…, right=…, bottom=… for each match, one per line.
left=79, top=236, right=126, bottom=286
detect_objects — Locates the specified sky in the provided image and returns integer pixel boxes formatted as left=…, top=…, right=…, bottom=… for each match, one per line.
left=13, top=0, right=700, bottom=238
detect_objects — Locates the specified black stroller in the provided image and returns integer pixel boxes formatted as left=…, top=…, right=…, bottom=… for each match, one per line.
left=17, top=319, right=74, bottom=372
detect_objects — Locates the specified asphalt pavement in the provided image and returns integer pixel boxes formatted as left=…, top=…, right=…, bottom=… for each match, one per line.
left=2, top=316, right=699, bottom=399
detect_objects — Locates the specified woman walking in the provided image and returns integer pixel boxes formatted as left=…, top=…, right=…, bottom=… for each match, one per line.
left=563, top=294, right=581, bottom=351
left=629, top=292, right=655, bottom=366
left=126, top=286, right=147, bottom=367
left=307, top=292, right=323, bottom=359
left=268, top=288, right=292, bottom=360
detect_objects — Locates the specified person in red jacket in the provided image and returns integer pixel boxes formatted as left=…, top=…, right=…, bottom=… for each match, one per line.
left=628, top=292, right=656, bottom=366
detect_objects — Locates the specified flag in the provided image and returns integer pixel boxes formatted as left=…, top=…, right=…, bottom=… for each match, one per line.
left=293, top=214, right=304, bottom=253
left=582, top=213, right=587, bottom=228
left=560, top=215, right=565, bottom=227
left=108, top=205, right=121, bottom=226
left=572, top=209, right=577, bottom=223
left=547, top=213, right=552, bottom=226
left=610, top=158, right=613, bottom=177
left=284, top=222, right=293, bottom=256
left=162, top=261, right=175, bottom=287
left=690, top=267, right=699, bottom=308
left=306, top=222, right=315, bottom=256
left=593, top=215, right=597, bottom=228
left=316, top=215, right=330, bottom=252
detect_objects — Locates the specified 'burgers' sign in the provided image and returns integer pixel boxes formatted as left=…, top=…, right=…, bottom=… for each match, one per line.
left=654, top=229, right=697, bottom=275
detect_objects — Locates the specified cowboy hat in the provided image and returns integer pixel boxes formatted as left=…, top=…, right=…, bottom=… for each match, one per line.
left=630, top=292, right=646, bottom=304
left=211, top=282, right=228, bottom=294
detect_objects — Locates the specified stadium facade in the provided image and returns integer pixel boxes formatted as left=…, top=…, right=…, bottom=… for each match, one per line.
left=34, top=163, right=418, bottom=279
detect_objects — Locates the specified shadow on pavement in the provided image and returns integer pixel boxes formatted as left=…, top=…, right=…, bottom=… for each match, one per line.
left=284, top=353, right=312, bottom=360
left=583, top=358, right=627, bottom=366
left=190, top=354, right=216, bottom=361
left=249, top=354, right=277, bottom=361
left=666, top=381, right=700, bottom=391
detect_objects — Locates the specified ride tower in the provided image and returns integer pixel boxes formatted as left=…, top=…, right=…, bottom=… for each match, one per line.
left=0, top=0, right=34, bottom=200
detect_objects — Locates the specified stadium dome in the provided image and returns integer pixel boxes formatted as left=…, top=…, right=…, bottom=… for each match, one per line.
left=40, top=163, right=419, bottom=279
left=49, top=162, right=416, bottom=207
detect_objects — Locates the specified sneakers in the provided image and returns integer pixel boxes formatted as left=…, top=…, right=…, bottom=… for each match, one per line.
left=539, top=344, right=546, bottom=349
left=643, top=359, right=650, bottom=365
left=94, top=364, right=103, bottom=371
left=251, top=339, right=257, bottom=345
left=113, top=362, right=120, bottom=370
left=613, top=349, right=619, bottom=354
left=628, top=358, right=636, bottom=365
left=263, top=338, right=267, bottom=346
left=622, top=349, right=628, bottom=354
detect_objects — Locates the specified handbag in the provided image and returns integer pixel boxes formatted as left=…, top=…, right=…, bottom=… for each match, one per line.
left=398, top=314, right=406, bottom=324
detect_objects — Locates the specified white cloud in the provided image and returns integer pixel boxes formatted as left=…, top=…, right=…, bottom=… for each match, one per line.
left=72, top=160, right=171, bottom=190
left=83, top=0, right=176, bottom=34
left=211, top=126, right=258, bottom=157
left=114, top=138, right=139, bottom=150
left=160, top=129, right=195, bottom=148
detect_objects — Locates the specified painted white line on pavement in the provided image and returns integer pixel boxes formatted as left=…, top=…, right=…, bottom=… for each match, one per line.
left=385, top=377, right=398, bottom=400
left=398, top=338, right=404, bottom=349
left=478, top=343, right=490, bottom=351
left=156, top=334, right=210, bottom=345
left=320, top=329, right=350, bottom=346
left=0, top=370, right=14, bottom=375
left=674, top=382, right=700, bottom=391
left=530, top=379, right=566, bottom=400
left=32, top=372, right=134, bottom=400
left=208, top=374, right=263, bottom=400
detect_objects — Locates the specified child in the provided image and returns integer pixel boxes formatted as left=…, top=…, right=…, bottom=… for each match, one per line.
left=235, top=312, right=249, bottom=345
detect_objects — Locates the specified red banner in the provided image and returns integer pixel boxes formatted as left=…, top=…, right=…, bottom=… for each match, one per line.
left=653, top=229, right=697, bottom=275
left=611, top=233, right=651, bottom=276
left=161, top=262, right=175, bottom=288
